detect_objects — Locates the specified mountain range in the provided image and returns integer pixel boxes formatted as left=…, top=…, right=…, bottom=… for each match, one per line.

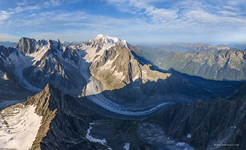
left=138, top=44, right=246, bottom=81
left=0, top=34, right=246, bottom=150
left=0, top=41, right=17, bottom=48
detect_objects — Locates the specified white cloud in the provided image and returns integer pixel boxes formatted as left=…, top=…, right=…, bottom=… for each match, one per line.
left=146, top=7, right=178, bottom=22
left=13, top=5, right=41, bottom=13
left=106, top=0, right=179, bottom=22
left=43, top=0, right=62, bottom=7
left=129, top=0, right=179, bottom=22
left=0, top=11, right=13, bottom=21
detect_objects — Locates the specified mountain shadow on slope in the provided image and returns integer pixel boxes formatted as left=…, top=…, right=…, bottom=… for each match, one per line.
left=96, top=64, right=243, bottom=107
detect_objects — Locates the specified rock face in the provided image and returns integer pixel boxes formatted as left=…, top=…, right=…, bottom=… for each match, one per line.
left=16, top=37, right=39, bottom=54
left=90, top=44, right=171, bottom=90
left=149, top=97, right=246, bottom=150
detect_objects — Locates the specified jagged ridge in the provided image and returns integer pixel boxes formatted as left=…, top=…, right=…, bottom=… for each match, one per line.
left=25, top=84, right=106, bottom=150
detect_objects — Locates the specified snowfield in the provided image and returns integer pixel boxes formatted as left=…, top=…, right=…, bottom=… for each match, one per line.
left=0, top=105, right=42, bottom=150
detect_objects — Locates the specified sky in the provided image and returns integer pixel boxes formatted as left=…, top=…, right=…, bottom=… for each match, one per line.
left=0, top=0, right=246, bottom=45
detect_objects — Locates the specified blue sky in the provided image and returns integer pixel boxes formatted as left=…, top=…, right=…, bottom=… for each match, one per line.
left=0, top=0, right=246, bottom=44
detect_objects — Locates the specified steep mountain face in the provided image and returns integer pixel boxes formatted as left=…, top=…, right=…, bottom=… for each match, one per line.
left=16, top=37, right=39, bottom=54
left=90, top=44, right=170, bottom=90
left=148, top=97, right=246, bottom=150
left=1, top=37, right=85, bottom=96
left=144, top=48, right=246, bottom=81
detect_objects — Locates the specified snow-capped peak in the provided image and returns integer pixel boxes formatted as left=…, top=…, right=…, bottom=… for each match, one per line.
left=94, top=34, right=119, bottom=43
left=91, top=34, right=127, bottom=47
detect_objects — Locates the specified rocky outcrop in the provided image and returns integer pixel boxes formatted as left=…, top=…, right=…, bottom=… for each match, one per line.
left=16, top=37, right=39, bottom=54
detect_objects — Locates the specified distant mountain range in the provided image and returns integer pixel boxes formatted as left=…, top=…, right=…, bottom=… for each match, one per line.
left=136, top=43, right=232, bottom=53
left=0, top=40, right=81, bottom=48
left=138, top=44, right=246, bottom=81
left=0, top=41, right=17, bottom=47
left=0, top=35, right=246, bottom=149
left=228, top=44, right=246, bottom=50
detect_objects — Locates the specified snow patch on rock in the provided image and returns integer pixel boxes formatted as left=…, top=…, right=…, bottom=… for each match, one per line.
left=123, top=143, right=130, bottom=150
left=100, top=59, right=116, bottom=70
left=113, top=71, right=124, bottom=80
left=86, top=124, right=112, bottom=150
left=29, top=45, right=49, bottom=63
left=176, top=142, right=193, bottom=149
left=0, top=72, right=9, bottom=80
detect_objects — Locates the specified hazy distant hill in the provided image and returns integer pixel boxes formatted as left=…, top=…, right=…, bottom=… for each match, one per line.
left=140, top=44, right=246, bottom=81
left=0, top=41, right=17, bottom=47
left=229, top=44, right=246, bottom=50
left=137, top=43, right=231, bottom=53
